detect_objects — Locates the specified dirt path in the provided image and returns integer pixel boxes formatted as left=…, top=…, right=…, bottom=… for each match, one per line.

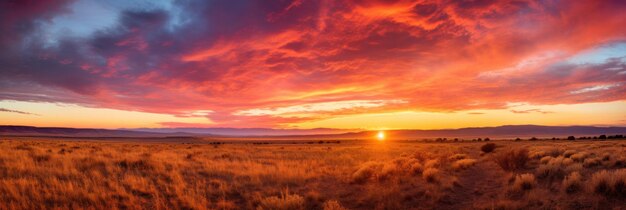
left=438, top=158, right=508, bottom=210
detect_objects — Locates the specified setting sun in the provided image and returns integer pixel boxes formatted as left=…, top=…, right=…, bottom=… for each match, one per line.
left=377, top=131, right=385, bottom=141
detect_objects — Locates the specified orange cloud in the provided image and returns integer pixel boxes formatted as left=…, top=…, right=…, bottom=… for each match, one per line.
left=0, top=0, right=625, bottom=128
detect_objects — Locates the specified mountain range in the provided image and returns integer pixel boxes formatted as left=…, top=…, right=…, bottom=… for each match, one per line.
left=1, top=125, right=625, bottom=140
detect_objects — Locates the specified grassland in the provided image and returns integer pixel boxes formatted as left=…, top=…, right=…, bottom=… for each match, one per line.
left=0, top=137, right=625, bottom=209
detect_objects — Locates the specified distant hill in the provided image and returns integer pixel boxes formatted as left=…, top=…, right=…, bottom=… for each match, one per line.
left=1, top=125, right=625, bottom=139
left=337, top=125, right=626, bottom=140
left=128, top=127, right=359, bottom=136
left=0, top=126, right=177, bottom=137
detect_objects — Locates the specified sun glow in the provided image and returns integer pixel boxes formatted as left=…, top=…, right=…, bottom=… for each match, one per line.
left=377, top=131, right=385, bottom=141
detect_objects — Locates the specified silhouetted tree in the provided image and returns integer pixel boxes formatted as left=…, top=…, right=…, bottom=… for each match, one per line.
left=599, top=135, right=607, bottom=139
left=567, top=136, right=576, bottom=140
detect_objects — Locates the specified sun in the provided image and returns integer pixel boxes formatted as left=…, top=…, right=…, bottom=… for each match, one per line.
left=376, top=131, right=385, bottom=141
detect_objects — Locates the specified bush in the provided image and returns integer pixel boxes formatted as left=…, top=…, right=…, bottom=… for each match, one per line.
left=257, top=190, right=305, bottom=210
left=449, top=154, right=467, bottom=160
left=512, top=173, right=536, bottom=192
left=452, top=159, right=477, bottom=170
left=351, top=161, right=384, bottom=183
left=494, top=148, right=529, bottom=171
left=588, top=169, right=626, bottom=198
left=322, top=200, right=347, bottom=210
left=409, top=161, right=423, bottom=174
left=424, top=159, right=439, bottom=169
left=423, top=168, right=440, bottom=183
left=583, top=157, right=601, bottom=168
left=481, top=143, right=496, bottom=153
left=563, top=150, right=577, bottom=158
left=540, top=156, right=553, bottom=164
left=570, top=152, right=588, bottom=162
left=562, top=172, right=582, bottom=194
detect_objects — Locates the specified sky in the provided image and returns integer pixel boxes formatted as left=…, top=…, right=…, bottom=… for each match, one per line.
left=0, top=0, right=625, bottom=130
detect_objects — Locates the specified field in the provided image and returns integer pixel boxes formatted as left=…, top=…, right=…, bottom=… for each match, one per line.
left=0, top=138, right=625, bottom=210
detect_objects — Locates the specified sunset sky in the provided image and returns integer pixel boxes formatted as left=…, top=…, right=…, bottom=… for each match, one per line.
left=1, top=0, right=625, bottom=130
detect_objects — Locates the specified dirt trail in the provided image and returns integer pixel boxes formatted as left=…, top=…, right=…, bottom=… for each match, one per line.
left=438, top=158, right=508, bottom=210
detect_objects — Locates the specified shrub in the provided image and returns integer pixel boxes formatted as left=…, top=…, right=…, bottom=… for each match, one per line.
left=452, top=159, right=477, bottom=170
left=481, top=143, right=496, bottom=153
left=449, top=154, right=467, bottom=160
left=536, top=156, right=577, bottom=180
left=544, top=148, right=562, bottom=157
left=564, top=163, right=583, bottom=174
left=583, top=157, right=601, bottom=168
left=512, top=173, right=536, bottom=192
left=423, top=168, right=440, bottom=183
left=494, top=148, right=529, bottom=171
left=588, top=169, right=626, bottom=198
left=257, top=190, right=305, bottom=210
left=322, top=200, right=347, bottom=210
left=380, top=163, right=399, bottom=178
left=540, top=156, right=553, bottom=164
left=562, top=158, right=574, bottom=166
left=563, top=150, right=577, bottom=158
left=536, top=162, right=565, bottom=180
left=351, top=161, right=383, bottom=183
left=409, top=161, right=423, bottom=174
left=570, top=152, right=588, bottom=162
left=528, top=150, right=546, bottom=159
left=424, top=159, right=439, bottom=169
left=613, top=156, right=626, bottom=167
left=562, top=172, right=582, bottom=194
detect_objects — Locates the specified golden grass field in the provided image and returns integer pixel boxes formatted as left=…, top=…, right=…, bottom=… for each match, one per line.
left=0, top=138, right=625, bottom=210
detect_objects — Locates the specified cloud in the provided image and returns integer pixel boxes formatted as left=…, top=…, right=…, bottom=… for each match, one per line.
left=570, top=83, right=621, bottom=94
left=234, top=100, right=407, bottom=116
left=0, top=108, right=39, bottom=116
left=510, top=109, right=553, bottom=114
left=0, top=0, right=625, bottom=127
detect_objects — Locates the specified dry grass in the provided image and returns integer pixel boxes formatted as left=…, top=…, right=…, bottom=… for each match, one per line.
left=322, top=200, right=347, bottom=210
left=0, top=138, right=624, bottom=209
left=511, top=173, right=536, bottom=192
left=562, top=172, right=582, bottom=194
left=422, top=168, right=440, bottom=182
left=588, top=169, right=626, bottom=198
left=451, top=159, right=477, bottom=170
left=257, top=190, right=305, bottom=210
left=494, top=148, right=529, bottom=171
